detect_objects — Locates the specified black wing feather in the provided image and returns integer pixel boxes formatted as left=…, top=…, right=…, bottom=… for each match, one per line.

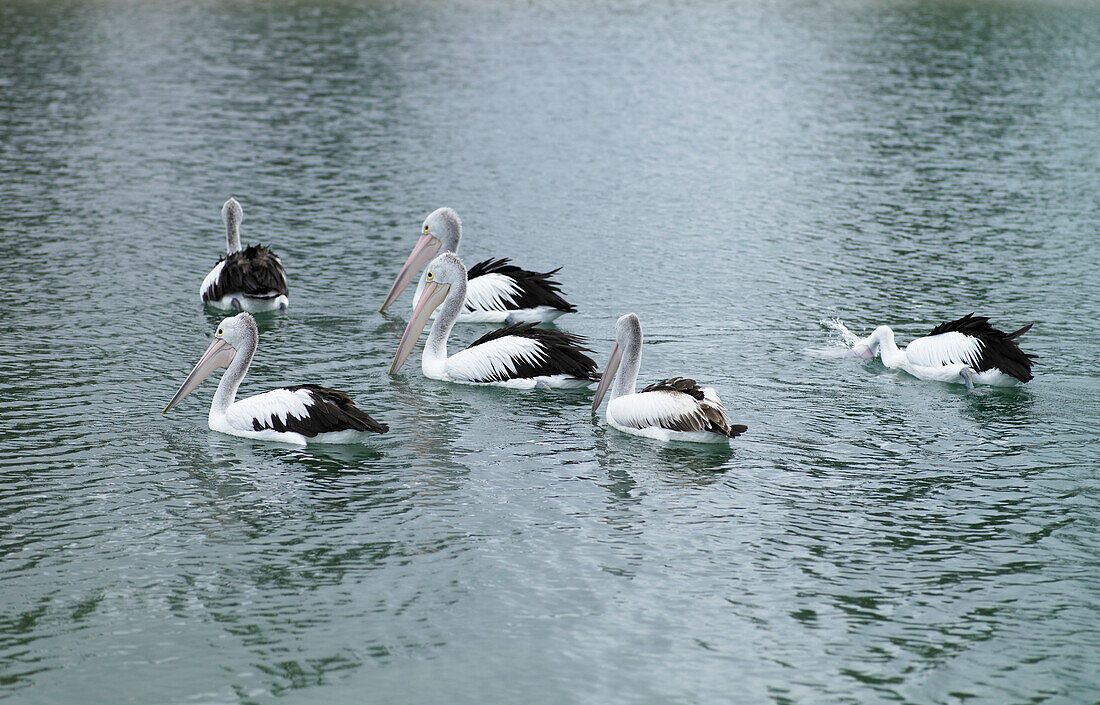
left=252, top=385, right=388, bottom=436
left=927, top=313, right=1036, bottom=382
left=640, top=377, right=748, bottom=438
left=641, top=377, right=706, bottom=399
left=204, top=245, right=289, bottom=302
left=465, top=322, right=598, bottom=382
left=466, top=258, right=576, bottom=312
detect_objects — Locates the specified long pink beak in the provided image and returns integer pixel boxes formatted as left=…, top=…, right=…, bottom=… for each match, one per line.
left=591, top=342, right=622, bottom=412
left=163, top=337, right=236, bottom=413
left=848, top=343, right=874, bottom=359
left=389, top=280, right=450, bottom=374
left=379, top=234, right=442, bottom=312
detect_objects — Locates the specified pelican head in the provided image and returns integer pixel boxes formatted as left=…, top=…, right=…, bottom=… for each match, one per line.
left=222, top=197, right=243, bottom=253
left=389, top=252, right=466, bottom=374
left=592, top=312, right=642, bottom=411
left=163, top=312, right=257, bottom=413
left=222, top=197, right=243, bottom=226
left=959, top=367, right=975, bottom=392
left=379, top=207, right=462, bottom=312
left=849, top=325, right=893, bottom=359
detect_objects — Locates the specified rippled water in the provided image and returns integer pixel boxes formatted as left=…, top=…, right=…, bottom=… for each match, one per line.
left=2, top=0, right=1099, bottom=702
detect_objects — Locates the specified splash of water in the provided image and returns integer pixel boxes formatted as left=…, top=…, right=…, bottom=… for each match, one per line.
left=804, top=317, right=862, bottom=358
left=820, top=317, right=861, bottom=346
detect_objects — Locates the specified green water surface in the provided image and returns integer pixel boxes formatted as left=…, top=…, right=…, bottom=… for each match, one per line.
left=1, top=0, right=1098, bottom=703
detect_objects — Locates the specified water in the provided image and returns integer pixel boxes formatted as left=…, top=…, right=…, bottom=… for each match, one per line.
left=2, top=0, right=1098, bottom=702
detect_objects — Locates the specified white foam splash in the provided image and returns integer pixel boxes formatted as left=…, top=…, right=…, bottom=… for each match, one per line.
left=804, top=317, right=862, bottom=358
left=820, top=317, right=861, bottom=346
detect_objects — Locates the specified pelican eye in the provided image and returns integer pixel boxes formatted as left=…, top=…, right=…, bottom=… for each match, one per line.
left=426, top=271, right=434, bottom=281
left=423, top=225, right=430, bottom=233
left=217, top=328, right=223, bottom=336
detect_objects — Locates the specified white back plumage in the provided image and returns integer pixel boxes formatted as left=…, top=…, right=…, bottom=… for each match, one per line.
left=904, top=332, right=984, bottom=369
left=609, top=387, right=729, bottom=433
left=464, top=273, right=521, bottom=311
left=224, top=388, right=313, bottom=431
left=445, top=336, right=546, bottom=382
left=200, top=260, right=225, bottom=299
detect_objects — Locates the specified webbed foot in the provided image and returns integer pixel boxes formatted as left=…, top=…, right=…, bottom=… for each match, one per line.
left=230, top=298, right=243, bottom=312
left=959, top=367, right=975, bottom=392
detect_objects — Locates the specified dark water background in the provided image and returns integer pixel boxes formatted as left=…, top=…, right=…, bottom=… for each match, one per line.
left=1, top=0, right=1098, bottom=702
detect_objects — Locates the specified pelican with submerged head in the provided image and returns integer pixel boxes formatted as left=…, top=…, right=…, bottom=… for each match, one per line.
left=164, top=313, right=387, bottom=445
left=200, top=198, right=289, bottom=312
left=379, top=207, right=576, bottom=324
left=848, top=313, right=1035, bottom=390
left=592, top=313, right=747, bottom=444
left=388, top=253, right=597, bottom=388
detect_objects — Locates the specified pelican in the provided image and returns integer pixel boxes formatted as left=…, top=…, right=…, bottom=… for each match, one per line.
left=848, top=313, right=1035, bottom=389
left=591, top=313, right=747, bottom=444
left=164, top=313, right=387, bottom=444
left=200, top=198, right=289, bottom=312
left=388, top=253, right=597, bottom=388
left=379, top=207, right=576, bottom=324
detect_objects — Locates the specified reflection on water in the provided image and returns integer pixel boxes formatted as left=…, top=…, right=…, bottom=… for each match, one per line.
left=594, top=423, right=735, bottom=482
left=2, top=0, right=1099, bottom=702
left=958, top=384, right=1035, bottom=423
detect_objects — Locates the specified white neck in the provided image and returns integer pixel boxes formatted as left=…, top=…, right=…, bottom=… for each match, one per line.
left=875, top=328, right=908, bottom=370
left=422, top=278, right=467, bottom=378
left=210, top=336, right=255, bottom=421
left=443, top=223, right=461, bottom=255
left=612, top=327, right=643, bottom=402
left=226, top=219, right=241, bottom=254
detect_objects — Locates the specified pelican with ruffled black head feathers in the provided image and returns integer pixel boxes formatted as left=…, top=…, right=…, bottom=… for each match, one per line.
left=388, top=253, right=597, bottom=388
left=592, top=313, right=747, bottom=444
left=199, top=198, right=289, bottom=312
left=379, top=207, right=576, bottom=324
left=164, top=313, right=386, bottom=444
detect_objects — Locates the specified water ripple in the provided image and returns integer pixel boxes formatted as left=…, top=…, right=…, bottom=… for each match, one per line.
left=2, top=0, right=1099, bottom=703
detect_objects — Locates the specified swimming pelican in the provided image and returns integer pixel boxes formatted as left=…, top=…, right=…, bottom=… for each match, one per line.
left=164, top=313, right=387, bottom=444
left=379, top=207, right=576, bottom=324
left=200, top=198, right=289, bottom=312
left=848, top=313, right=1035, bottom=389
left=388, top=253, right=597, bottom=388
left=591, top=313, right=747, bottom=444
